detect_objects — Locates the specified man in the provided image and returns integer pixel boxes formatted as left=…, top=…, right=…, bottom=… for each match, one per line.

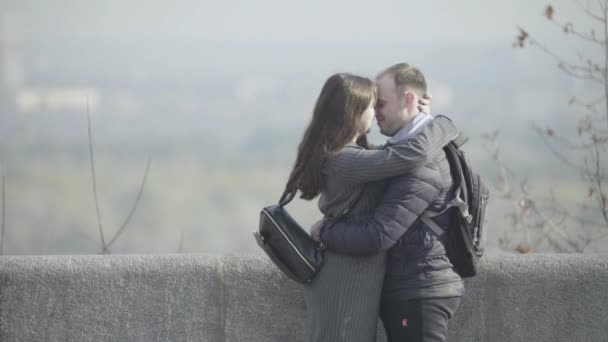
left=317, top=63, right=463, bottom=342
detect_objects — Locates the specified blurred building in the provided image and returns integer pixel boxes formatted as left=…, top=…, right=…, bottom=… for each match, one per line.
left=1, top=12, right=99, bottom=115
left=0, top=11, right=23, bottom=112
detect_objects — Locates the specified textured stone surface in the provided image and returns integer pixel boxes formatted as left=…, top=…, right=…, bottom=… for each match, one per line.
left=0, top=254, right=224, bottom=342
left=1, top=254, right=607, bottom=341
left=448, top=254, right=608, bottom=342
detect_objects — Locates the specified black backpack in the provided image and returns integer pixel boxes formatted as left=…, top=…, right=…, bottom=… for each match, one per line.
left=421, top=134, right=489, bottom=278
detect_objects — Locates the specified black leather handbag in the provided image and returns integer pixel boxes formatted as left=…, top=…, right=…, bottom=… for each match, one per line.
left=254, top=190, right=323, bottom=284
left=254, top=190, right=360, bottom=284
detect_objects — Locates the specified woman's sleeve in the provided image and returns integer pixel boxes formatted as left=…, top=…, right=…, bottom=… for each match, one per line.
left=326, top=116, right=458, bottom=183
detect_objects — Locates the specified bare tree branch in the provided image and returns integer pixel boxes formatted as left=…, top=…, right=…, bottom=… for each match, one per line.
left=104, top=157, right=152, bottom=252
left=592, top=142, right=608, bottom=224
left=506, top=3, right=608, bottom=253
left=543, top=131, right=595, bottom=150
left=571, top=30, right=605, bottom=45
left=178, top=229, right=185, bottom=253
left=530, top=203, right=583, bottom=252
left=513, top=194, right=590, bottom=253
left=541, top=201, right=607, bottom=228
left=87, top=102, right=106, bottom=253
left=593, top=229, right=608, bottom=240
left=603, top=0, right=608, bottom=125
left=569, top=64, right=605, bottom=74
left=532, top=124, right=588, bottom=169
left=526, top=35, right=565, bottom=60
left=549, top=19, right=605, bottom=46
left=480, top=135, right=522, bottom=198
left=526, top=37, right=605, bottom=83
left=576, top=0, right=606, bottom=22
left=0, top=173, right=5, bottom=256
left=517, top=15, right=607, bottom=84
left=558, top=63, right=605, bottom=83
left=600, top=0, right=608, bottom=14
left=531, top=124, right=608, bottom=181
left=590, top=95, right=606, bottom=105
left=480, top=145, right=513, bottom=196
left=570, top=95, right=606, bottom=115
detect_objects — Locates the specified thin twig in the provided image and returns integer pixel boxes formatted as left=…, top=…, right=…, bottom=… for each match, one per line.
left=87, top=101, right=106, bottom=253
left=540, top=202, right=607, bottom=228
left=592, top=142, right=608, bottom=224
left=603, top=0, right=608, bottom=126
left=570, top=95, right=606, bottom=115
left=545, top=132, right=595, bottom=150
left=569, top=64, right=604, bottom=73
left=530, top=205, right=582, bottom=251
left=590, top=95, right=607, bottom=105
left=558, top=63, right=605, bottom=83
left=504, top=3, right=608, bottom=252
left=104, top=157, right=152, bottom=251
left=178, top=229, right=185, bottom=253
left=593, top=229, right=608, bottom=240
left=0, top=174, right=5, bottom=255
left=529, top=38, right=604, bottom=82
left=531, top=124, right=608, bottom=181
left=532, top=125, right=588, bottom=169
left=576, top=0, right=606, bottom=22
left=563, top=64, right=606, bottom=76
left=549, top=19, right=605, bottom=46
left=480, top=143, right=514, bottom=197
left=528, top=36, right=567, bottom=61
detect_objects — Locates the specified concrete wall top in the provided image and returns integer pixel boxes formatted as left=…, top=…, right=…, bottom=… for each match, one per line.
left=1, top=254, right=607, bottom=342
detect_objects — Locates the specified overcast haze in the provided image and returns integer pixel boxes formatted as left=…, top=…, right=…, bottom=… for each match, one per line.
left=0, top=0, right=605, bottom=255
left=2, top=0, right=590, bottom=42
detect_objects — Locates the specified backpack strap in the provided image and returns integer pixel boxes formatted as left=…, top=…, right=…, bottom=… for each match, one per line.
left=420, top=137, right=473, bottom=237
left=421, top=187, right=472, bottom=237
left=421, top=216, right=445, bottom=237
left=452, top=133, right=468, bottom=148
left=424, top=188, right=472, bottom=220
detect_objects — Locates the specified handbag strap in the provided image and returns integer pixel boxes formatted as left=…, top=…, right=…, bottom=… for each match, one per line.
left=334, top=189, right=364, bottom=220
left=320, top=189, right=365, bottom=239
left=278, top=190, right=297, bottom=207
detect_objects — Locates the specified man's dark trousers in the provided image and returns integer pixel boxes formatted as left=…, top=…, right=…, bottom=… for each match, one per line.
left=380, top=297, right=461, bottom=342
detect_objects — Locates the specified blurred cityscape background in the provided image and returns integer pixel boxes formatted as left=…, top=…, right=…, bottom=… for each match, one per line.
left=0, top=0, right=605, bottom=255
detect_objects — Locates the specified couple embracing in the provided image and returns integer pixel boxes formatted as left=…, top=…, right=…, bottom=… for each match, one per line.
left=285, top=63, right=464, bottom=342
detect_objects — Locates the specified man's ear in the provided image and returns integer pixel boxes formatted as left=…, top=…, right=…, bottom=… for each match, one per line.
left=404, top=91, right=415, bottom=110
left=405, top=92, right=415, bottom=105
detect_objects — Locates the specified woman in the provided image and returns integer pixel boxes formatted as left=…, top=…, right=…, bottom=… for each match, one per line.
left=285, top=73, right=457, bottom=342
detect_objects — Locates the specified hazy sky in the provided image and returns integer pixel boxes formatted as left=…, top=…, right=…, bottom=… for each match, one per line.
left=1, top=0, right=600, bottom=133
left=1, top=0, right=605, bottom=255
left=2, top=0, right=594, bottom=44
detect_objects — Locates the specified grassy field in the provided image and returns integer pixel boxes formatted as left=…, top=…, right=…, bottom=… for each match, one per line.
left=3, top=152, right=607, bottom=256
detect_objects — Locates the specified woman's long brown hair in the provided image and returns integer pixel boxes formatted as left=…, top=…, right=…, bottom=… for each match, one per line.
left=285, top=73, right=376, bottom=200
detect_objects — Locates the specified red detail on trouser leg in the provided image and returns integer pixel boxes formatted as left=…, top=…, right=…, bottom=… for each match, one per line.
left=402, top=318, right=408, bottom=327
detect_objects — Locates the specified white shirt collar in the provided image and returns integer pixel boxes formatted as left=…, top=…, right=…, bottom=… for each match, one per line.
left=387, top=112, right=434, bottom=145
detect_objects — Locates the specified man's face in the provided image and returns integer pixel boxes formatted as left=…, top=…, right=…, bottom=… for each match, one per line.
left=374, top=75, right=408, bottom=136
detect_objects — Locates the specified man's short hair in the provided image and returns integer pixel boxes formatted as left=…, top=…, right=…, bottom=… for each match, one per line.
left=378, top=63, right=427, bottom=97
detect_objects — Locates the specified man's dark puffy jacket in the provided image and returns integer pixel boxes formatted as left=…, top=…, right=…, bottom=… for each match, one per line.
left=319, top=128, right=464, bottom=300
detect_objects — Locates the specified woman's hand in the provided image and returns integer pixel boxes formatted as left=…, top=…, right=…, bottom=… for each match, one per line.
left=418, top=93, right=432, bottom=114
left=309, top=220, right=323, bottom=243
